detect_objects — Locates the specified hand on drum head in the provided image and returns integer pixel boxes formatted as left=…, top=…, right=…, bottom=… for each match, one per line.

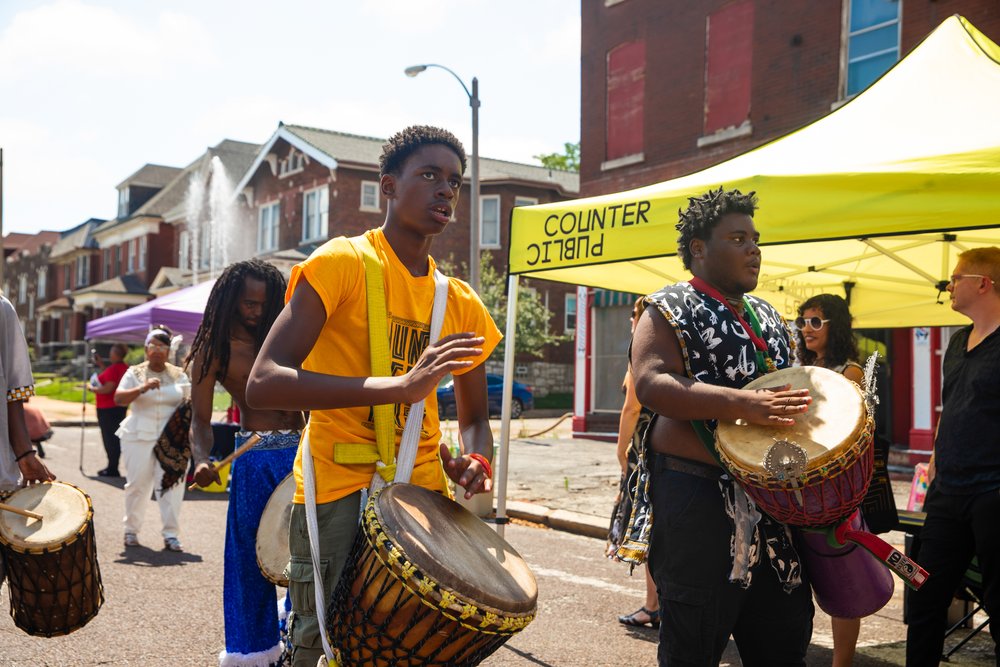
left=192, top=460, right=221, bottom=489
left=744, top=383, right=811, bottom=426
left=17, top=452, right=55, bottom=485
left=439, top=443, right=492, bottom=500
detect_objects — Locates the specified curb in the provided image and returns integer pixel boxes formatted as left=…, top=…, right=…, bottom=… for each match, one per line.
left=51, top=420, right=99, bottom=427
left=504, top=500, right=609, bottom=540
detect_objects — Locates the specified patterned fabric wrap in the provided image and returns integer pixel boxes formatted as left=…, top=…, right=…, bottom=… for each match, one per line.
left=221, top=430, right=299, bottom=666
left=153, top=399, right=192, bottom=491
left=641, top=282, right=803, bottom=590
left=612, top=408, right=654, bottom=567
left=7, top=385, right=34, bottom=402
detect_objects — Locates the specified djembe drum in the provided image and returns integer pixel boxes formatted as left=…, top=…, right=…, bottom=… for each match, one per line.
left=327, top=484, right=537, bottom=666
left=256, top=474, right=294, bottom=587
left=0, top=482, right=104, bottom=636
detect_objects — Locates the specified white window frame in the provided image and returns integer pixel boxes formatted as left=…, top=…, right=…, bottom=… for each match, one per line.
left=279, top=149, right=306, bottom=178
left=302, top=186, right=329, bottom=243
left=842, top=0, right=901, bottom=99
left=179, top=230, right=190, bottom=270
left=18, top=275, right=27, bottom=303
left=36, top=267, right=46, bottom=298
left=127, top=240, right=136, bottom=273
left=76, top=255, right=90, bottom=287
left=514, top=196, right=538, bottom=208
left=117, top=188, right=129, bottom=218
left=360, top=181, right=381, bottom=212
left=28, top=294, right=34, bottom=320
left=479, top=195, right=502, bottom=250
left=138, top=236, right=147, bottom=270
left=564, top=292, right=578, bottom=333
left=257, top=201, right=281, bottom=253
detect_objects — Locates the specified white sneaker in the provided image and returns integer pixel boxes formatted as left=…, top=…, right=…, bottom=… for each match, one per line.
left=124, top=533, right=139, bottom=548
left=163, top=537, right=183, bottom=552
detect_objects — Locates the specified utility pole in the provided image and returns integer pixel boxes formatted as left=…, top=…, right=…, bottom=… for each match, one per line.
left=1, top=148, right=5, bottom=286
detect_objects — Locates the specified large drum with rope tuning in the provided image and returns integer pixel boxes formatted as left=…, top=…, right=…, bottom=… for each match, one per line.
left=0, top=482, right=104, bottom=636
left=326, top=483, right=537, bottom=666
left=715, top=366, right=875, bottom=527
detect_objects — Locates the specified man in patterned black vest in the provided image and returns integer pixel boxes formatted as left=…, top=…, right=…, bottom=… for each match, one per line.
left=631, top=187, right=814, bottom=666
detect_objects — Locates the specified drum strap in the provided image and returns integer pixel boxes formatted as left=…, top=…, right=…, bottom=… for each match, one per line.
left=301, top=429, right=339, bottom=665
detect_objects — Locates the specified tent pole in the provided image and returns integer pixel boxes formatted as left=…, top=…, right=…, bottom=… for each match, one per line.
left=494, top=274, right=519, bottom=538
left=80, top=340, right=89, bottom=474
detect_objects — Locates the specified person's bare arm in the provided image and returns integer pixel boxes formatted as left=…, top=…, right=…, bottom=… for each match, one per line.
left=440, top=364, right=492, bottom=498
left=8, top=401, right=54, bottom=483
left=631, top=307, right=810, bottom=425
left=189, top=350, right=222, bottom=487
left=616, top=369, right=642, bottom=473
left=246, top=275, right=485, bottom=411
left=92, top=378, right=118, bottom=395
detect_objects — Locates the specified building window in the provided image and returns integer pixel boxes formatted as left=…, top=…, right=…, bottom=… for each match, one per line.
left=514, top=197, right=538, bottom=209
left=844, top=0, right=900, bottom=98
left=258, top=201, right=281, bottom=253
left=704, top=0, right=754, bottom=135
left=565, top=293, right=577, bottom=333
left=302, top=187, right=329, bottom=242
left=480, top=195, right=501, bottom=249
left=179, top=230, right=190, bottom=270
left=103, top=249, right=111, bottom=280
left=18, top=275, right=27, bottom=303
left=117, top=188, right=130, bottom=218
left=360, top=181, right=380, bottom=212
left=127, top=240, right=136, bottom=273
left=36, top=268, right=46, bottom=298
left=606, top=39, right=645, bottom=162
left=279, top=149, right=307, bottom=177
left=28, top=294, right=34, bottom=320
left=139, top=237, right=147, bottom=270
left=76, top=255, right=90, bottom=287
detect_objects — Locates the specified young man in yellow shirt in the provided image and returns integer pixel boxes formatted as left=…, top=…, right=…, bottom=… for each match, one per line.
left=247, top=125, right=501, bottom=666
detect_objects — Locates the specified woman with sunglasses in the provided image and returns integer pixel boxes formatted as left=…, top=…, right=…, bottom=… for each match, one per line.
left=795, top=294, right=864, bottom=667
left=114, top=325, right=191, bottom=552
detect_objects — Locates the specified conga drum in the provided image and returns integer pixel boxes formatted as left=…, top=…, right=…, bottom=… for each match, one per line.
left=0, top=482, right=104, bottom=636
left=256, top=474, right=294, bottom=587
left=715, top=366, right=874, bottom=527
left=327, top=484, right=537, bottom=666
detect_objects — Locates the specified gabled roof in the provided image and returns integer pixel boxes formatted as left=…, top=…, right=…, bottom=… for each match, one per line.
left=115, top=163, right=183, bottom=191
left=4, top=231, right=60, bottom=258
left=72, top=274, right=149, bottom=298
left=50, top=219, right=105, bottom=259
left=233, top=123, right=579, bottom=196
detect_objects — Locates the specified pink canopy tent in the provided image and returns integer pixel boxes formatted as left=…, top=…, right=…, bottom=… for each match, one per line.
left=84, top=279, right=216, bottom=343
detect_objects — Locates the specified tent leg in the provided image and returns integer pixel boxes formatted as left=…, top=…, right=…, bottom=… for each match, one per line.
left=495, top=275, right=519, bottom=539
left=80, top=340, right=89, bottom=474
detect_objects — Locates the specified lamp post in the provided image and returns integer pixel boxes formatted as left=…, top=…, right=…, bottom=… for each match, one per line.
left=404, top=64, right=480, bottom=293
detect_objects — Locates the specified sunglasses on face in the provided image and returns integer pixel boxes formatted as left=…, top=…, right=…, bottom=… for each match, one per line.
left=794, top=316, right=830, bottom=330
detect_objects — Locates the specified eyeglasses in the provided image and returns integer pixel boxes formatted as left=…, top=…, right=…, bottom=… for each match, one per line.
left=794, top=316, right=830, bottom=330
left=146, top=343, right=169, bottom=352
left=948, top=274, right=996, bottom=286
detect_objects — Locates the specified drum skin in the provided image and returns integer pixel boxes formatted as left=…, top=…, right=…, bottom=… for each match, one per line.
left=256, top=474, right=294, bottom=587
left=327, top=483, right=537, bottom=666
left=716, top=366, right=874, bottom=527
left=0, top=482, right=104, bottom=637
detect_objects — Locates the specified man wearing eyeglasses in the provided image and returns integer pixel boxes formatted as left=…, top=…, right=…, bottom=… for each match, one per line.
left=906, top=248, right=1000, bottom=666
left=631, top=187, right=813, bottom=666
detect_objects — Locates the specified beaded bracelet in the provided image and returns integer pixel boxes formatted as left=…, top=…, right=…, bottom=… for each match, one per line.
left=467, top=452, right=493, bottom=479
left=14, top=449, right=37, bottom=462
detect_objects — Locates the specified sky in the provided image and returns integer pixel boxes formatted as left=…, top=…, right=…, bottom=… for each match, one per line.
left=0, top=0, right=580, bottom=235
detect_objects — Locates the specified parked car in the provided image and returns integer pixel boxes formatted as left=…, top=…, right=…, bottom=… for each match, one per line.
left=437, top=374, right=534, bottom=419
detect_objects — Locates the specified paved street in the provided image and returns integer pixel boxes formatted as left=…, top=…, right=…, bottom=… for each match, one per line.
left=0, top=410, right=994, bottom=665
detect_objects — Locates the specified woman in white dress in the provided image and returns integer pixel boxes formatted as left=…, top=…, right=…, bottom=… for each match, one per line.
left=114, top=326, right=190, bottom=552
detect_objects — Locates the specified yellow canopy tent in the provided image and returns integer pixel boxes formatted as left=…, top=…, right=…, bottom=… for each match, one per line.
left=488, top=16, right=1000, bottom=534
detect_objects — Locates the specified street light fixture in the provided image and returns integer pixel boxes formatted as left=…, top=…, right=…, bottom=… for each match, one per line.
left=405, top=63, right=480, bottom=293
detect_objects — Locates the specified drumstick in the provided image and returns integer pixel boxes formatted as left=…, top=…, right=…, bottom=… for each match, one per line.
left=0, top=502, right=43, bottom=521
left=187, top=433, right=262, bottom=491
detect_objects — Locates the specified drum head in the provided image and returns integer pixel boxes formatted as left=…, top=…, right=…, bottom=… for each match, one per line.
left=377, top=484, right=537, bottom=614
left=0, top=482, right=90, bottom=550
left=256, top=474, right=294, bottom=586
left=716, top=366, right=866, bottom=473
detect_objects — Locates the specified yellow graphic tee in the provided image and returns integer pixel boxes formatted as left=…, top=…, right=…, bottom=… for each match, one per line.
left=289, top=228, right=502, bottom=504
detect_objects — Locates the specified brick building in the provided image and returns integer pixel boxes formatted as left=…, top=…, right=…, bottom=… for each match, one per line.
left=574, top=0, right=1000, bottom=438
left=37, top=219, right=105, bottom=348
left=233, top=123, right=580, bottom=393
left=2, top=231, right=61, bottom=348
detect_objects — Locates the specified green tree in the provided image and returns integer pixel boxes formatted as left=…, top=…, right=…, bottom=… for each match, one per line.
left=534, top=141, right=580, bottom=172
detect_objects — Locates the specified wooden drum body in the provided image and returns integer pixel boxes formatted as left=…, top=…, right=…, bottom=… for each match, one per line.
left=0, top=482, right=104, bottom=636
left=256, top=473, right=294, bottom=587
left=716, top=366, right=874, bottom=527
left=327, top=484, right=537, bottom=666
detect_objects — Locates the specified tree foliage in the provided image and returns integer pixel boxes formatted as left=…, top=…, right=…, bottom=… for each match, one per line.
left=534, top=141, right=580, bottom=172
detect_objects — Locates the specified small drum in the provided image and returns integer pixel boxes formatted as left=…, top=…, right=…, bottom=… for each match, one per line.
left=256, top=474, right=294, bottom=587
left=0, top=482, right=104, bottom=636
left=328, top=484, right=537, bottom=666
left=715, top=366, right=874, bottom=527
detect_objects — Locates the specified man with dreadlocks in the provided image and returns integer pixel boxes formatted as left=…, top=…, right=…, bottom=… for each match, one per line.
left=246, top=125, right=500, bottom=666
left=630, top=187, right=814, bottom=665
left=187, top=258, right=305, bottom=667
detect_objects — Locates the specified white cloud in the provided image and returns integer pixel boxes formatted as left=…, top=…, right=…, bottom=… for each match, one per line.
left=0, top=0, right=216, bottom=81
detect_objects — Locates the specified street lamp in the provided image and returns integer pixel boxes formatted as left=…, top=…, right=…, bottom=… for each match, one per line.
left=405, top=63, right=480, bottom=293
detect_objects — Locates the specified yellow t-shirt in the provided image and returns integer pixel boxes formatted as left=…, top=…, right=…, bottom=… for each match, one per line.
left=289, top=228, right=502, bottom=504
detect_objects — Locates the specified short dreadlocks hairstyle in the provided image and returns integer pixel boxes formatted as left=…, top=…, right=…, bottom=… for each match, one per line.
left=184, top=259, right=287, bottom=384
left=795, top=293, right=859, bottom=368
left=379, top=125, right=467, bottom=178
left=675, top=187, right=759, bottom=270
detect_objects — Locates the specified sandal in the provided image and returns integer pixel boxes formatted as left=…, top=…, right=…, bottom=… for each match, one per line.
left=618, top=606, right=660, bottom=628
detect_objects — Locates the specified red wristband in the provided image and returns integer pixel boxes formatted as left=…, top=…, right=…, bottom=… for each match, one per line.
left=467, top=453, right=493, bottom=479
